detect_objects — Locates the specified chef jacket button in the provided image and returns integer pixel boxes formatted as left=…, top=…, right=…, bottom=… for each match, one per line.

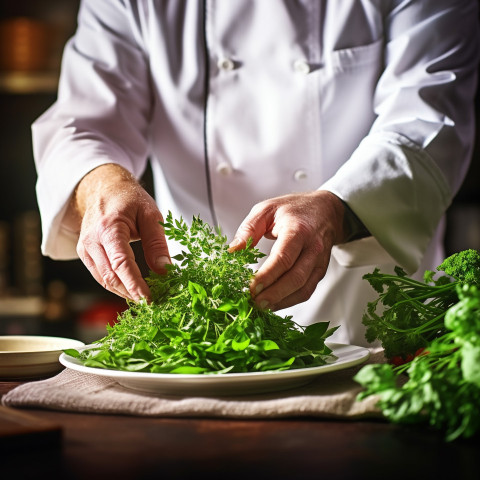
left=294, top=169, right=308, bottom=181
left=217, top=57, right=235, bottom=71
left=216, top=162, right=233, bottom=175
left=293, top=59, right=311, bottom=75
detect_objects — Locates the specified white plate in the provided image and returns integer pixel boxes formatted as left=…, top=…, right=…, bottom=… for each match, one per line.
left=0, top=335, right=85, bottom=379
left=59, top=343, right=369, bottom=396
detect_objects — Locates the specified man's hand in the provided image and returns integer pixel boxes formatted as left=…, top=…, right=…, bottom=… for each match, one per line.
left=66, top=163, right=170, bottom=302
left=228, top=190, right=346, bottom=311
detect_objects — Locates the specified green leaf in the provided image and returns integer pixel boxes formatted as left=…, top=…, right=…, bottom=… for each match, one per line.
left=232, top=330, right=250, bottom=351
left=255, top=340, right=279, bottom=351
left=188, top=281, right=207, bottom=299
left=461, top=342, right=480, bottom=387
left=123, top=360, right=152, bottom=371
left=161, top=328, right=189, bottom=340
left=304, top=321, right=329, bottom=338
left=302, top=321, right=335, bottom=349
left=255, top=356, right=295, bottom=371
left=63, top=348, right=81, bottom=358
left=170, top=366, right=208, bottom=374
left=217, top=301, right=234, bottom=312
left=354, top=363, right=397, bottom=393
left=212, top=284, right=224, bottom=298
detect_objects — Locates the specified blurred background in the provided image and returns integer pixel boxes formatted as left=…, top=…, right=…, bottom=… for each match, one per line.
left=0, top=0, right=137, bottom=342
left=0, top=1, right=479, bottom=342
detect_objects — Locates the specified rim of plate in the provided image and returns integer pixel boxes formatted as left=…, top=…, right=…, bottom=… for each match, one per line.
left=59, top=343, right=370, bottom=381
left=0, top=335, right=85, bottom=354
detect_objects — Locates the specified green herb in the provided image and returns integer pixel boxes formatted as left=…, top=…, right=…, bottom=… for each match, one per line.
left=354, top=249, right=480, bottom=441
left=362, top=249, right=480, bottom=361
left=66, top=212, right=337, bottom=374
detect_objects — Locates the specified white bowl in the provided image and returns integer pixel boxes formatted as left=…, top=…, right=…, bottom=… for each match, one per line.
left=0, top=335, right=85, bottom=379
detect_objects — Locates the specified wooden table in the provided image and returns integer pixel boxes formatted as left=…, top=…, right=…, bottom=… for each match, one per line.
left=1, top=380, right=479, bottom=480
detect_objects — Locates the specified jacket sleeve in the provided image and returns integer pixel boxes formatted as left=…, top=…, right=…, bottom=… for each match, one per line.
left=322, top=0, right=479, bottom=273
left=32, top=0, right=151, bottom=259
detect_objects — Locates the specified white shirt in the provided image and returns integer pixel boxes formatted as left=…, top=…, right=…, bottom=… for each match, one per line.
left=32, top=0, right=479, bottom=345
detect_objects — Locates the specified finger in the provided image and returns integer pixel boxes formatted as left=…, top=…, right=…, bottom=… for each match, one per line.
left=101, top=233, right=151, bottom=302
left=138, top=213, right=171, bottom=274
left=253, top=244, right=328, bottom=309
left=77, top=242, right=132, bottom=300
left=268, top=265, right=325, bottom=311
left=228, top=205, right=274, bottom=252
left=250, top=227, right=304, bottom=296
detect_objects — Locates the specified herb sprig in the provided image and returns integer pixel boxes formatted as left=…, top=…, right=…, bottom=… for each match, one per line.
left=361, top=249, right=480, bottom=361
left=354, top=249, right=480, bottom=441
left=66, top=213, right=337, bottom=374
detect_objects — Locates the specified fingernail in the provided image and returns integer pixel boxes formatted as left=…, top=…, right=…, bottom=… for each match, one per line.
left=258, top=299, right=269, bottom=310
left=228, top=238, right=242, bottom=252
left=132, top=288, right=148, bottom=303
left=255, top=283, right=264, bottom=296
left=155, top=255, right=171, bottom=271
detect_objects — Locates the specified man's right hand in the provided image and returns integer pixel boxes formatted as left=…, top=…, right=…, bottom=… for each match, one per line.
left=66, top=163, right=170, bottom=302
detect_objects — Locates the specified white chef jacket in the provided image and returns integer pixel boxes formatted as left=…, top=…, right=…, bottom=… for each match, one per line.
left=32, top=0, right=479, bottom=346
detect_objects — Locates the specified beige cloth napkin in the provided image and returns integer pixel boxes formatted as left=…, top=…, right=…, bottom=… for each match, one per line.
left=2, top=349, right=385, bottom=420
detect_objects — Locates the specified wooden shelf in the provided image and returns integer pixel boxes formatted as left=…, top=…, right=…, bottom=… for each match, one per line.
left=0, top=296, right=44, bottom=316
left=0, top=71, right=58, bottom=94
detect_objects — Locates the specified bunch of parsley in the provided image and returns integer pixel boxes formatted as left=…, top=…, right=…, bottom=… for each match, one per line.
left=67, top=212, right=337, bottom=374
left=354, top=249, right=480, bottom=441
left=361, top=249, right=480, bottom=361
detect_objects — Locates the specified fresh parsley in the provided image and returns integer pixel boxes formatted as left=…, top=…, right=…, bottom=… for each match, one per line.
left=354, top=249, right=480, bottom=441
left=66, top=213, right=338, bottom=374
left=361, top=249, right=480, bottom=361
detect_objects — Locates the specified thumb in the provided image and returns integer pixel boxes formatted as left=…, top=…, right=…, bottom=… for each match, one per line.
left=228, top=209, right=272, bottom=252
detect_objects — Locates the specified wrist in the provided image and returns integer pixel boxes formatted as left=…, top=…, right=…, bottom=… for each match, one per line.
left=315, top=190, right=370, bottom=244
left=313, top=190, right=347, bottom=245
left=66, top=163, right=137, bottom=231
left=76, top=164, right=136, bottom=214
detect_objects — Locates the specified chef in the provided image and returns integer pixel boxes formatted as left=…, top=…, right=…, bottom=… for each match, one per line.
left=32, top=0, right=479, bottom=346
